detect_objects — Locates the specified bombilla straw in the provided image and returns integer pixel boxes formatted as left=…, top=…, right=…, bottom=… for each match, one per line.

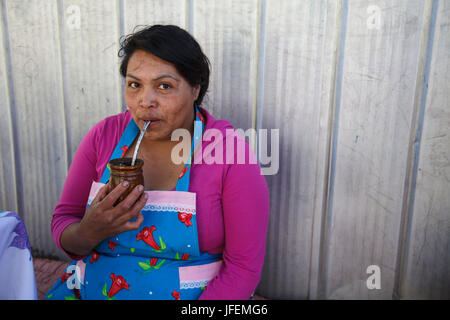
left=131, top=121, right=151, bottom=166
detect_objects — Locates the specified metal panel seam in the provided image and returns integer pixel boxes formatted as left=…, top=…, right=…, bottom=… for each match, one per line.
left=188, top=0, right=194, bottom=35
left=56, top=0, right=71, bottom=169
left=317, top=0, right=348, bottom=300
left=307, top=0, right=342, bottom=300
left=393, top=0, right=439, bottom=300
left=117, top=0, right=125, bottom=112
left=1, top=0, right=21, bottom=217
left=255, top=0, right=266, bottom=160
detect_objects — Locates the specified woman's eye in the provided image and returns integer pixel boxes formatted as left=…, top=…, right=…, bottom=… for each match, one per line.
left=158, top=83, right=171, bottom=90
left=128, top=82, right=140, bottom=89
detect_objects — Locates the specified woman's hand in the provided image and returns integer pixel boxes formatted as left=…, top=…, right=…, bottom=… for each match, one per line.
left=60, top=181, right=147, bottom=257
left=78, top=181, right=147, bottom=250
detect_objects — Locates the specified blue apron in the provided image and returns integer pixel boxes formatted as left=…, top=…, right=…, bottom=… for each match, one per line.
left=44, top=106, right=222, bottom=300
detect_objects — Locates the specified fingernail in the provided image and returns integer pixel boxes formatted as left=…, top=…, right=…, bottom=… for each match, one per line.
left=122, top=181, right=129, bottom=187
left=137, top=185, right=144, bottom=192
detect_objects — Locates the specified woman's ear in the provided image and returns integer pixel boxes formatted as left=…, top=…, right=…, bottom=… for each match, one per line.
left=192, top=84, right=201, bottom=101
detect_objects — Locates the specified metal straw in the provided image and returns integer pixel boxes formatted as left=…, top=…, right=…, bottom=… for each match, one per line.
left=131, top=121, right=151, bottom=166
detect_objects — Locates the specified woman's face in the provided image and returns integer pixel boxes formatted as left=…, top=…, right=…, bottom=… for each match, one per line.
left=124, top=50, right=200, bottom=141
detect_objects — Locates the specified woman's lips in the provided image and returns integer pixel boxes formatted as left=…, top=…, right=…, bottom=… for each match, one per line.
left=142, top=119, right=161, bottom=127
left=148, top=120, right=160, bottom=127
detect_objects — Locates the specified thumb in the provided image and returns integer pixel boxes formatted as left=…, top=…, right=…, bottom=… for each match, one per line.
left=124, top=213, right=144, bottom=232
left=93, top=183, right=109, bottom=204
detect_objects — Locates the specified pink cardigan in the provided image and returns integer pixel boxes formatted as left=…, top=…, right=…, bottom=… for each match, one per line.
left=51, top=107, right=269, bottom=299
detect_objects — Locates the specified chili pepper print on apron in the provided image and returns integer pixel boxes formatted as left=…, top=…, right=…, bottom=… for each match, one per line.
left=44, top=105, right=222, bottom=300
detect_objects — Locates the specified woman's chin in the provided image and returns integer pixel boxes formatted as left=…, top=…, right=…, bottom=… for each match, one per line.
left=143, top=130, right=171, bottom=141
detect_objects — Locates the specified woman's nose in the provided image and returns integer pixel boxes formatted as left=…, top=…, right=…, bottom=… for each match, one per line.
left=139, top=87, right=156, bottom=108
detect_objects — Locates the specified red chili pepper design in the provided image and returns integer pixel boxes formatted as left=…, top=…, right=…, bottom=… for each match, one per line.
left=108, top=240, right=118, bottom=251
left=90, top=251, right=99, bottom=263
left=108, top=273, right=130, bottom=298
left=181, top=253, right=190, bottom=261
left=136, top=226, right=160, bottom=250
left=178, top=166, right=189, bottom=180
left=150, top=257, right=158, bottom=266
left=196, top=111, right=205, bottom=124
left=60, top=272, right=71, bottom=283
left=120, top=145, right=128, bottom=158
left=74, top=288, right=81, bottom=300
left=172, top=290, right=180, bottom=300
left=178, top=212, right=193, bottom=227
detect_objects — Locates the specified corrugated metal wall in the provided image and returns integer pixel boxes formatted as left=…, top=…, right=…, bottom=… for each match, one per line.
left=0, top=0, right=448, bottom=299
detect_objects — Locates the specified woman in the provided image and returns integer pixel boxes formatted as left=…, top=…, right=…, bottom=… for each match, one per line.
left=45, top=25, right=269, bottom=300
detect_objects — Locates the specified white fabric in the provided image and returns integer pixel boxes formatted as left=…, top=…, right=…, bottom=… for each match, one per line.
left=0, top=211, right=37, bottom=300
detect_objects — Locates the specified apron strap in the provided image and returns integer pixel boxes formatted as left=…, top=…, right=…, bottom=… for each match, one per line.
left=99, top=105, right=205, bottom=193
left=174, top=117, right=203, bottom=191
left=99, top=118, right=140, bottom=184
left=174, top=104, right=204, bottom=191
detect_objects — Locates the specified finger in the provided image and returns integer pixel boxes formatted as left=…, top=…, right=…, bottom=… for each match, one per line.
left=91, top=184, right=109, bottom=205
left=116, top=191, right=147, bottom=225
left=101, top=181, right=131, bottom=208
left=114, top=184, right=145, bottom=215
left=123, top=212, right=144, bottom=232
left=97, top=183, right=110, bottom=202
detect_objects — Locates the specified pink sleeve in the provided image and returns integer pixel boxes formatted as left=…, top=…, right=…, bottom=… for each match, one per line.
left=199, top=145, right=270, bottom=299
left=50, top=123, right=102, bottom=260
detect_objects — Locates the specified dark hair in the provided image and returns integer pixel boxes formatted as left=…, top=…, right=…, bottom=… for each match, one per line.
left=119, top=25, right=210, bottom=106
